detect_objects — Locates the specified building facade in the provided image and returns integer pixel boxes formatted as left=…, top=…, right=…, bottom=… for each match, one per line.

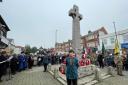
left=0, top=15, right=10, bottom=50
left=3, top=38, right=15, bottom=55
left=14, top=46, right=24, bottom=54
left=55, top=27, right=108, bottom=52
left=55, top=40, right=72, bottom=52
left=99, top=28, right=128, bottom=52
left=84, top=27, right=108, bottom=48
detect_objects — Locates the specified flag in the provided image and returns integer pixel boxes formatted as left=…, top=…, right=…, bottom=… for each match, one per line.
left=102, top=42, right=105, bottom=55
left=82, top=46, right=85, bottom=53
left=114, top=38, right=119, bottom=54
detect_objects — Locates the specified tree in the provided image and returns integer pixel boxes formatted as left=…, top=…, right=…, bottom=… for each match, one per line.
left=102, top=42, right=105, bottom=55
left=31, top=46, right=38, bottom=53
left=25, top=45, right=31, bottom=54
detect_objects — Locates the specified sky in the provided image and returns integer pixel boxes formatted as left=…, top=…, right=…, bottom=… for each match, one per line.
left=0, top=0, right=128, bottom=48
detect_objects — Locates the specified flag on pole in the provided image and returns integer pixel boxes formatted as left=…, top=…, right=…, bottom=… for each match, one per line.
left=102, top=42, right=105, bottom=55
left=82, top=46, right=85, bottom=53
left=114, top=38, right=119, bottom=54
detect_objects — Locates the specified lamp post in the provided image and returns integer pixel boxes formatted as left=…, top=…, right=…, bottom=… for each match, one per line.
left=55, top=29, right=58, bottom=52
left=55, top=29, right=58, bottom=44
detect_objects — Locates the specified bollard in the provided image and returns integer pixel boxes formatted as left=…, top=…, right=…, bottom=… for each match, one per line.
left=107, top=66, right=114, bottom=76
left=91, top=65, right=96, bottom=73
left=48, top=64, right=51, bottom=71
left=54, top=68, right=59, bottom=79
left=94, top=68, right=102, bottom=82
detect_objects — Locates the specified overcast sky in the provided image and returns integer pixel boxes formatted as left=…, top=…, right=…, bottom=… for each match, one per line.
left=0, top=0, right=128, bottom=48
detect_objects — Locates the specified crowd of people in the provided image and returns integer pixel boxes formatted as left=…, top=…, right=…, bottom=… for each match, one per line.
left=0, top=51, right=34, bottom=82
left=1, top=48, right=128, bottom=85
left=96, top=51, right=128, bottom=71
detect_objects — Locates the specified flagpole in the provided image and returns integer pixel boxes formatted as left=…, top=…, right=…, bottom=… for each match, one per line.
left=113, top=22, right=120, bottom=54
left=113, top=22, right=117, bottom=39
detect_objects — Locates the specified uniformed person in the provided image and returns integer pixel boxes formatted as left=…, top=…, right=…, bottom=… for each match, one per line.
left=115, top=53, right=123, bottom=76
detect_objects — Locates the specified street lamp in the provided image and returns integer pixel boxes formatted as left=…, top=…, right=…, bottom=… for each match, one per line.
left=55, top=29, right=58, bottom=47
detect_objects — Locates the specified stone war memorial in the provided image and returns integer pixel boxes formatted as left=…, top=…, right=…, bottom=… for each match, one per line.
left=69, top=5, right=82, bottom=55
left=48, top=5, right=113, bottom=85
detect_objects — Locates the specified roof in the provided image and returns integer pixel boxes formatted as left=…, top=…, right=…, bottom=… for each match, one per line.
left=88, top=27, right=108, bottom=35
left=82, top=27, right=108, bottom=38
left=15, top=46, right=24, bottom=48
left=0, top=15, right=10, bottom=31
left=99, top=28, right=128, bottom=39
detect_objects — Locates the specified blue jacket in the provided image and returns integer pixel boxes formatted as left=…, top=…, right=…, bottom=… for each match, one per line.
left=43, top=55, right=49, bottom=64
left=66, top=57, right=79, bottom=79
left=18, top=54, right=24, bottom=70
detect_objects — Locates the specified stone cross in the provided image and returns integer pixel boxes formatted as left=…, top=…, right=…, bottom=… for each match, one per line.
left=69, top=5, right=83, bottom=54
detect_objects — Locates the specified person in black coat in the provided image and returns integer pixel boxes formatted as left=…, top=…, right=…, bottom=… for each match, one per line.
left=97, top=53, right=104, bottom=68
left=10, top=54, right=18, bottom=75
left=125, top=54, right=128, bottom=71
left=0, top=51, right=8, bottom=82
left=28, top=55, right=34, bottom=69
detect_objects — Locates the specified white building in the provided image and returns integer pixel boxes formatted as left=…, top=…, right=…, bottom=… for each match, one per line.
left=8, top=38, right=15, bottom=50
left=98, top=28, right=128, bottom=51
left=14, top=46, right=24, bottom=54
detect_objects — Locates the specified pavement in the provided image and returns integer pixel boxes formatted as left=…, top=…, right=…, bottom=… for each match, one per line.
left=95, top=69, right=128, bottom=85
left=0, top=66, right=61, bottom=85
left=50, top=65, right=128, bottom=85
left=1, top=65, right=128, bottom=85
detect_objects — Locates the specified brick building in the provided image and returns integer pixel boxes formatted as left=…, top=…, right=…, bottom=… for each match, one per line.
left=55, top=27, right=108, bottom=52
left=84, top=27, right=108, bottom=48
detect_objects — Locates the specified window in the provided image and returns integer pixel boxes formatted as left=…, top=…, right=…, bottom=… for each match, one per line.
left=87, top=35, right=94, bottom=40
left=110, top=37, right=115, bottom=44
left=103, top=39, right=107, bottom=45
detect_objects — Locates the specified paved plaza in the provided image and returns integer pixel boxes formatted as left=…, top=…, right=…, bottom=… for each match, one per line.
left=1, top=65, right=128, bottom=85
left=0, top=66, right=61, bottom=85
left=95, top=70, right=128, bottom=85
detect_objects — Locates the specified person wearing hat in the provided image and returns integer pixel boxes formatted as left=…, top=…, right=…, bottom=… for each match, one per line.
left=0, top=51, right=8, bottom=82
left=66, top=50, right=79, bottom=85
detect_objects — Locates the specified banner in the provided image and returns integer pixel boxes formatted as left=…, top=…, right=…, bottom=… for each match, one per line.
left=114, top=39, right=119, bottom=54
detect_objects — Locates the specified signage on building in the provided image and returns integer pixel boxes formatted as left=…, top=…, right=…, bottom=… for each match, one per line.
left=121, top=43, right=128, bottom=49
left=1, top=36, right=9, bottom=45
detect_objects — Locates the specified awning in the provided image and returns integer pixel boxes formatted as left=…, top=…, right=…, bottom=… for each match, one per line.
left=121, top=43, right=128, bottom=49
